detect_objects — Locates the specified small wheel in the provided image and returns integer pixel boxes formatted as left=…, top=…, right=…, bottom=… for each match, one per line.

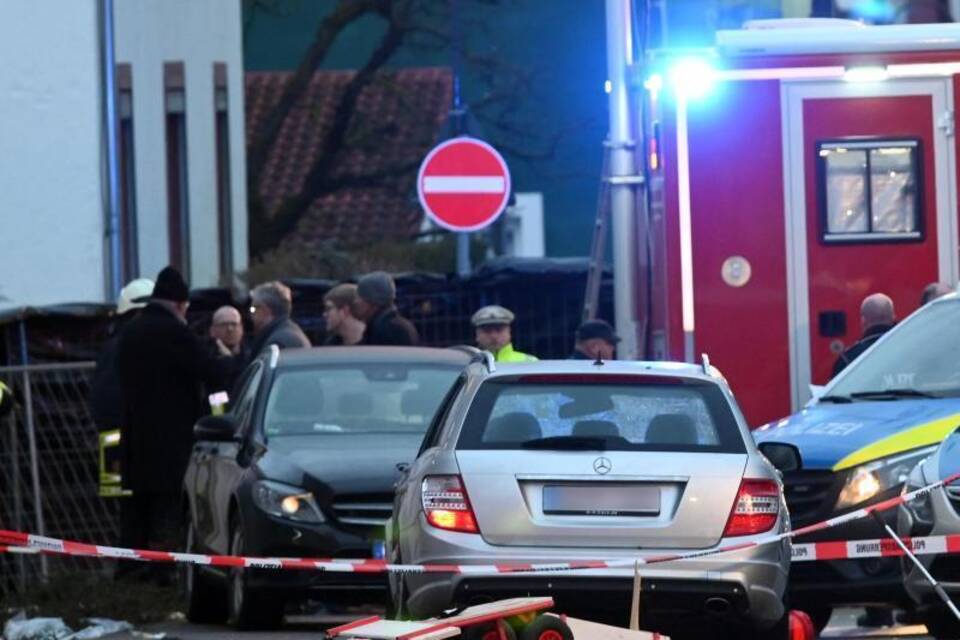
left=462, top=621, right=518, bottom=640
left=181, top=519, right=227, bottom=624
left=519, top=614, right=574, bottom=640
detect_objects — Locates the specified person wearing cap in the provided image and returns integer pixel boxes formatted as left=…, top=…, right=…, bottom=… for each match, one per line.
left=472, top=305, right=537, bottom=363
left=115, top=267, right=229, bottom=577
left=89, top=278, right=155, bottom=443
left=249, top=280, right=311, bottom=358
left=354, top=271, right=419, bottom=346
left=570, top=319, right=620, bottom=361
left=323, top=283, right=366, bottom=346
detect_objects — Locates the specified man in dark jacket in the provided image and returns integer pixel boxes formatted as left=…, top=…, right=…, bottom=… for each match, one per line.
left=89, top=278, right=154, bottom=435
left=354, top=271, right=419, bottom=346
left=569, top=319, right=619, bottom=361
left=248, top=281, right=311, bottom=358
left=832, top=293, right=896, bottom=378
left=116, top=267, right=226, bottom=563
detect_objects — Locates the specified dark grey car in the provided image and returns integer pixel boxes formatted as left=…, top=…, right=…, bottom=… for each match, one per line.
left=180, top=346, right=469, bottom=629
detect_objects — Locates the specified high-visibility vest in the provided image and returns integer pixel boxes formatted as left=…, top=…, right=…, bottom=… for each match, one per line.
left=493, top=343, right=538, bottom=363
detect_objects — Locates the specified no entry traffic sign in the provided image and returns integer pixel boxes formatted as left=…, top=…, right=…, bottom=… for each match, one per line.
left=417, top=136, right=511, bottom=232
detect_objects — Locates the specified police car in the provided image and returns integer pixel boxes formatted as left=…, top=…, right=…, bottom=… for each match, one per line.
left=754, top=293, right=960, bottom=633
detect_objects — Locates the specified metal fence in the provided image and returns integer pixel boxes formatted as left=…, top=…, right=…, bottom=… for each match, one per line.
left=283, top=264, right=615, bottom=358
left=0, top=362, right=119, bottom=595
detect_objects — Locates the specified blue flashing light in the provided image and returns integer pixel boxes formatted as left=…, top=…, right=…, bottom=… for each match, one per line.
left=644, top=74, right=664, bottom=94
left=667, top=57, right=716, bottom=101
left=851, top=0, right=895, bottom=22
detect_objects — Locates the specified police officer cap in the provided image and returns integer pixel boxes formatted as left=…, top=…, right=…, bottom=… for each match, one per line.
left=472, top=305, right=515, bottom=327
left=576, top=319, right=620, bottom=344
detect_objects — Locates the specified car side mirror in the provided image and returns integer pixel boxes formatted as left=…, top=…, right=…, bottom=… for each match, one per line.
left=194, top=414, right=240, bottom=442
left=758, top=442, right=802, bottom=474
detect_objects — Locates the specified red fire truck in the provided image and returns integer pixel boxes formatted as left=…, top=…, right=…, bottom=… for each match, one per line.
left=641, top=19, right=960, bottom=426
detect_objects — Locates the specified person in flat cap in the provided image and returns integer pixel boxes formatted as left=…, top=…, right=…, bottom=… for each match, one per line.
left=472, top=305, right=537, bottom=362
left=570, top=319, right=620, bottom=361
left=354, top=271, right=419, bottom=346
left=115, top=266, right=228, bottom=578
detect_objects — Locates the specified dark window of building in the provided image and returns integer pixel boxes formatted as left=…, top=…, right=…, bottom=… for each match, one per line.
left=117, top=63, right=139, bottom=279
left=164, top=62, right=190, bottom=275
left=817, top=139, right=922, bottom=244
left=214, top=62, right=233, bottom=282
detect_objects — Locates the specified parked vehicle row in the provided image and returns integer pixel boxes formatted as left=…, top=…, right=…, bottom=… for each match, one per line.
left=179, top=297, right=960, bottom=638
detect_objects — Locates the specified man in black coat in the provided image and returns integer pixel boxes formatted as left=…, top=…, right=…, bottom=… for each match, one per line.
left=116, top=267, right=226, bottom=561
left=89, top=278, right=155, bottom=434
left=354, top=271, right=419, bottom=346
left=569, top=319, right=619, bottom=361
left=248, top=280, right=311, bottom=359
left=832, top=293, right=896, bottom=378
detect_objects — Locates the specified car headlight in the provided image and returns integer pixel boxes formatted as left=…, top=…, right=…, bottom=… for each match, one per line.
left=902, top=463, right=935, bottom=535
left=836, top=446, right=936, bottom=510
left=252, top=480, right=325, bottom=523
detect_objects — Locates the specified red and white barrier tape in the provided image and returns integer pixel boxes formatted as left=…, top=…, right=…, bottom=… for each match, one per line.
left=792, top=533, right=960, bottom=562
left=2, top=473, right=956, bottom=575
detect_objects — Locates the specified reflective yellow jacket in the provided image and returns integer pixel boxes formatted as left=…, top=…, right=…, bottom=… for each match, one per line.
left=493, top=343, right=538, bottom=363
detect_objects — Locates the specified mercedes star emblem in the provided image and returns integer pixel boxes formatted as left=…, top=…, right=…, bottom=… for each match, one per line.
left=593, top=457, right=612, bottom=475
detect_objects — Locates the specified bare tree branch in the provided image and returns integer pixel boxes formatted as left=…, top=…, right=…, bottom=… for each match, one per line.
left=250, top=2, right=412, bottom=256
left=247, top=0, right=387, bottom=193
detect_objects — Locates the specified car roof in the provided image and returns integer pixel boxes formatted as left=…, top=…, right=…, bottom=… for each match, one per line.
left=479, top=359, right=719, bottom=383
left=274, top=345, right=474, bottom=368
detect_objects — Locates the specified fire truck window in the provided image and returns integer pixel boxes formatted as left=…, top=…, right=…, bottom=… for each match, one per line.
left=870, top=147, right=917, bottom=233
left=818, top=140, right=920, bottom=243
left=823, top=148, right=868, bottom=234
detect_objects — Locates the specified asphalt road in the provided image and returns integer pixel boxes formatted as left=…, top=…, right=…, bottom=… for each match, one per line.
left=124, top=608, right=933, bottom=640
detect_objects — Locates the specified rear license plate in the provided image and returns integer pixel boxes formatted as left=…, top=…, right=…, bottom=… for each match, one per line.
left=543, top=483, right=660, bottom=516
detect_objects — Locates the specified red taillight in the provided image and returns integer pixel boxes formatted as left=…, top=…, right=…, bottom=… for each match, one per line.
left=723, top=479, right=780, bottom=537
left=422, top=475, right=479, bottom=534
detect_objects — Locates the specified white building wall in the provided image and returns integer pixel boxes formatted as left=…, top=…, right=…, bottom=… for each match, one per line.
left=0, top=1, right=105, bottom=306
left=115, top=0, right=247, bottom=287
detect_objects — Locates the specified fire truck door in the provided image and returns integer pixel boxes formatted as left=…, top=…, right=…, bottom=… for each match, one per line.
left=784, top=79, right=956, bottom=402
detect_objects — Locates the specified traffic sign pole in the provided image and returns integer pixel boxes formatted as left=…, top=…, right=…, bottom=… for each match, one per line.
left=457, top=233, right=470, bottom=276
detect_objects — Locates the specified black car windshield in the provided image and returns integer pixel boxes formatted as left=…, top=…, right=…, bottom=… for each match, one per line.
left=829, top=299, right=960, bottom=399
left=458, top=378, right=746, bottom=453
left=263, top=364, right=461, bottom=437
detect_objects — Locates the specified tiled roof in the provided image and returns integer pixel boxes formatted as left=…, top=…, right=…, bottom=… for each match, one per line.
left=246, top=67, right=453, bottom=249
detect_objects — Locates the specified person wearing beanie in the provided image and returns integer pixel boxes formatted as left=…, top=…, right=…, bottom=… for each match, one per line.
left=570, top=319, right=620, bottom=361
left=354, top=271, right=419, bottom=346
left=471, top=305, right=537, bottom=362
left=248, top=280, right=311, bottom=358
left=115, top=266, right=228, bottom=580
left=323, top=283, right=365, bottom=346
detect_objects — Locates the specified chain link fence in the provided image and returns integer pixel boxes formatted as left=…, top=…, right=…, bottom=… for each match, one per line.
left=0, top=362, right=119, bottom=595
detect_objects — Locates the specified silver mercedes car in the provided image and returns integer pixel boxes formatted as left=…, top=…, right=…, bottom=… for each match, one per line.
left=387, top=358, right=792, bottom=640
left=897, top=425, right=960, bottom=640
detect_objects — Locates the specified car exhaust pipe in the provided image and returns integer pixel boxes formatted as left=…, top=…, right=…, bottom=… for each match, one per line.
left=704, top=597, right=732, bottom=616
